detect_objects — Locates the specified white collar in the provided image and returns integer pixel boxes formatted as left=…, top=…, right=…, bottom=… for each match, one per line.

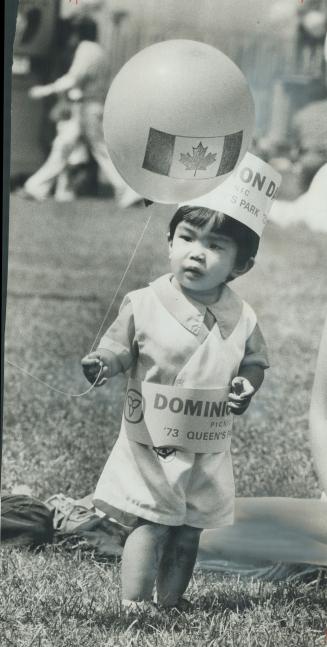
left=150, top=274, right=243, bottom=339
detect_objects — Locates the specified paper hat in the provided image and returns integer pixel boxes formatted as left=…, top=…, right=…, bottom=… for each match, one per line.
left=178, top=152, right=282, bottom=237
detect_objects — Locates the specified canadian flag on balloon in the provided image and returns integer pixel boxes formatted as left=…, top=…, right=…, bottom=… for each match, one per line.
left=142, top=128, right=243, bottom=180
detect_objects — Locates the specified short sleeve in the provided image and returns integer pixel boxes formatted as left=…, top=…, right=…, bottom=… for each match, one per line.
left=97, top=296, right=137, bottom=373
left=240, top=323, right=270, bottom=370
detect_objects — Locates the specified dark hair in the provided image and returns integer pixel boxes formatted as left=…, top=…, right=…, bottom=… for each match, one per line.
left=168, top=206, right=259, bottom=267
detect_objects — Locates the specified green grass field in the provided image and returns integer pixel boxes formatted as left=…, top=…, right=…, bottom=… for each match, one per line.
left=2, top=195, right=327, bottom=646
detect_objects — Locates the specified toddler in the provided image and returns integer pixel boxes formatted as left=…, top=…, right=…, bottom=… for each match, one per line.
left=82, top=201, right=269, bottom=610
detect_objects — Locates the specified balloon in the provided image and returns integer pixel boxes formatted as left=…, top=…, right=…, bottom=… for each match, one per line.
left=103, top=40, right=255, bottom=204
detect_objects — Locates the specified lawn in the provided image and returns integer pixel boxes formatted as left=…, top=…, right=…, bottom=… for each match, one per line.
left=1, top=195, right=327, bottom=646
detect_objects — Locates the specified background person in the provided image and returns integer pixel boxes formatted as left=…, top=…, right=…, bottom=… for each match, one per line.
left=310, top=316, right=327, bottom=497
left=21, top=17, right=141, bottom=207
left=291, top=98, right=327, bottom=191
left=269, top=162, right=327, bottom=233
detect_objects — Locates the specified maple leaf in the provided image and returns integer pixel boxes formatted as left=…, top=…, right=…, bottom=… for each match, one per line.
left=180, top=142, right=217, bottom=176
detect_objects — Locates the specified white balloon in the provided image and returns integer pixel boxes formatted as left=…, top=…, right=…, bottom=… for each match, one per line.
left=103, top=40, right=255, bottom=204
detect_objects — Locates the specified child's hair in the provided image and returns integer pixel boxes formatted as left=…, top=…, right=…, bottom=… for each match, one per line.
left=168, top=206, right=259, bottom=267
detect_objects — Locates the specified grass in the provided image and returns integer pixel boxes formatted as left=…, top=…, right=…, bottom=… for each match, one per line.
left=1, top=547, right=326, bottom=647
left=2, top=195, right=327, bottom=646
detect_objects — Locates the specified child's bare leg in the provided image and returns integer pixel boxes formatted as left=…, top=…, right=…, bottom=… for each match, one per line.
left=156, top=525, right=202, bottom=607
left=121, top=519, right=171, bottom=603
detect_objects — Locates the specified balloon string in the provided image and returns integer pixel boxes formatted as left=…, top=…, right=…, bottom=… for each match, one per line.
left=5, top=359, right=104, bottom=398
left=5, top=211, right=154, bottom=398
left=89, top=210, right=153, bottom=351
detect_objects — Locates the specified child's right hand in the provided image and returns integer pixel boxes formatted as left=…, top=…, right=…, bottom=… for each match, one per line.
left=81, top=352, right=109, bottom=387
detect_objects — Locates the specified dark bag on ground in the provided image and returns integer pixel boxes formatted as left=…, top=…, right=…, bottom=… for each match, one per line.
left=1, top=494, right=54, bottom=547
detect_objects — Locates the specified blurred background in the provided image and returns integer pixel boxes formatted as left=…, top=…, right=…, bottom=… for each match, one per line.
left=10, top=0, right=327, bottom=203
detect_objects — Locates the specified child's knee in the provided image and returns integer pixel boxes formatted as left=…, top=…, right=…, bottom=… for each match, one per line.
left=134, top=518, right=172, bottom=540
left=128, top=519, right=172, bottom=563
left=172, top=525, right=202, bottom=558
left=179, top=525, right=202, bottom=546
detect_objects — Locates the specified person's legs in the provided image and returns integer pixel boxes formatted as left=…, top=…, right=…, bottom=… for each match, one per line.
left=92, top=142, right=142, bottom=208
left=198, top=498, right=327, bottom=567
left=54, top=169, right=75, bottom=202
left=82, top=102, right=142, bottom=207
left=156, top=525, right=202, bottom=607
left=121, top=519, right=171, bottom=603
left=24, top=118, right=80, bottom=200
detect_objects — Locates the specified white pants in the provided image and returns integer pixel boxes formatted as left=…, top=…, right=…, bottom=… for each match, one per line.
left=25, top=102, right=140, bottom=205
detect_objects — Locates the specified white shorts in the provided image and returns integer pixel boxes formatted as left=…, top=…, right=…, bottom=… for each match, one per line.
left=93, top=427, right=235, bottom=529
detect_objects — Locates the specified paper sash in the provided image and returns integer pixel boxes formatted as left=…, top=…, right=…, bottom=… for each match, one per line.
left=123, top=378, right=233, bottom=453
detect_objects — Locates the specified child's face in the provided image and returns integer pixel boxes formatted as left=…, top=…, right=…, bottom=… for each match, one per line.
left=169, top=220, right=239, bottom=298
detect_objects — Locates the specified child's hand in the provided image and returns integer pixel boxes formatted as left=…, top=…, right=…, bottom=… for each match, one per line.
left=228, top=377, right=255, bottom=415
left=81, top=352, right=108, bottom=387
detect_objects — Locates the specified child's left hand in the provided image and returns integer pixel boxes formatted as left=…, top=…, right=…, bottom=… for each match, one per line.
left=228, top=377, right=255, bottom=415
